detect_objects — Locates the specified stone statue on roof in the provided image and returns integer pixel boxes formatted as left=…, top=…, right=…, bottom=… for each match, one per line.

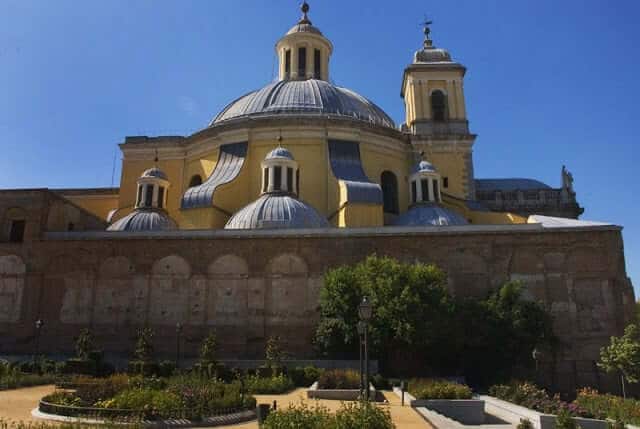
left=562, top=165, right=574, bottom=193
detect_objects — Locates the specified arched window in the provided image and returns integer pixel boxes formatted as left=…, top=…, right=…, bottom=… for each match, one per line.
left=381, top=171, right=399, bottom=214
left=188, top=175, right=203, bottom=188
left=431, top=90, right=447, bottom=121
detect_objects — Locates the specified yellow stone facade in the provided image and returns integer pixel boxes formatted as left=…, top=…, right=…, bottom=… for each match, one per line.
left=69, top=4, right=525, bottom=231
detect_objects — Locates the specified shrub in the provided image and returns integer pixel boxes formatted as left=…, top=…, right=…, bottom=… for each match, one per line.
left=518, top=419, right=534, bottom=429
left=317, top=369, right=361, bottom=390
left=199, top=332, right=218, bottom=365
left=98, top=388, right=183, bottom=419
left=489, top=382, right=571, bottom=416
left=264, top=401, right=332, bottom=429
left=289, top=366, right=324, bottom=387
left=73, top=373, right=131, bottom=405
left=264, top=401, right=395, bottom=429
left=409, top=379, right=472, bottom=400
left=333, top=401, right=394, bottom=429
left=245, top=374, right=294, bottom=394
left=556, top=408, right=579, bottom=429
left=575, top=388, right=640, bottom=425
left=372, top=374, right=390, bottom=390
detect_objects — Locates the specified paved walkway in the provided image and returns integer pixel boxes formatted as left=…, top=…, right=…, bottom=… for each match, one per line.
left=0, top=385, right=431, bottom=428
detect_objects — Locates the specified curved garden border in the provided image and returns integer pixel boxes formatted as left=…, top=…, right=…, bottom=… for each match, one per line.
left=35, top=400, right=256, bottom=428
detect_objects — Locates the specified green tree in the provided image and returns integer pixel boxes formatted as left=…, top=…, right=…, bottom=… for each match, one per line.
left=75, top=328, right=93, bottom=360
left=314, top=255, right=452, bottom=361
left=266, top=335, right=286, bottom=369
left=200, top=332, right=218, bottom=364
left=313, top=255, right=553, bottom=385
left=134, top=327, right=154, bottom=362
left=598, top=323, right=640, bottom=398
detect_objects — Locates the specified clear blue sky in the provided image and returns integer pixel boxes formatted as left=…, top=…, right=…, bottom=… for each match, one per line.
left=1, top=1, right=638, bottom=295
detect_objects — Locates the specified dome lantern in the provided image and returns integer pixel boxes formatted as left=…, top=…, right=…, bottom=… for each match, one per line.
left=275, top=1, right=333, bottom=81
left=409, top=160, right=442, bottom=205
left=261, top=146, right=299, bottom=196
left=135, top=167, right=170, bottom=210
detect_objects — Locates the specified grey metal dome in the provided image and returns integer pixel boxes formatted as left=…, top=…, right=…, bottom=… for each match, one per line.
left=414, top=47, right=452, bottom=63
left=211, top=79, right=395, bottom=129
left=287, top=22, right=322, bottom=35
left=266, top=147, right=294, bottom=161
left=392, top=203, right=468, bottom=227
left=140, top=167, right=168, bottom=180
left=107, top=209, right=177, bottom=232
left=225, top=194, right=329, bottom=230
left=412, top=160, right=437, bottom=174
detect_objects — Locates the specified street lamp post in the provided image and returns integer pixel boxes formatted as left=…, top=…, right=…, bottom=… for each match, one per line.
left=34, top=319, right=44, bottom=372
left=357, top=321, right=365, bottom=398
left=358, top=297, right=373, bottom=401
left=532, top=348, right=542, bottom=386
left=176, top=322, right=183, bottom=370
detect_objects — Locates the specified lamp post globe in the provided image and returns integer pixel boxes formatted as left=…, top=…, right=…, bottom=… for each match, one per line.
left=358, top=297, right=372, bottom=321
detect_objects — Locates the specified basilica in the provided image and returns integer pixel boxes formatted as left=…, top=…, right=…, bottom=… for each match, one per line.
left=0, top=3, right=634, bottom=393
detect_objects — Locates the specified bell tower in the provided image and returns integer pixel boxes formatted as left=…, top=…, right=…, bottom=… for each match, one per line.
left=402, top=20, right=477, bottom=200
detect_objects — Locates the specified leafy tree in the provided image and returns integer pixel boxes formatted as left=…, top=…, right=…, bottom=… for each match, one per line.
left=200, top=332, right=218, bottom=364
left=598, top=323, right=640, bottom=398
left=75, top=328, right=93, bottom=360
left=314, top=255, right=452, bottom=361
left=134, top=327, right=154, bottom=362
left=314, top=255, right=553, bottom=385
left=266, top=335, right=286, bottom=369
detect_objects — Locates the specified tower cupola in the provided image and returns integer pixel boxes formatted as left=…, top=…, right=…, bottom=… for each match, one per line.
left=135, top=167, right=170, bottom=210
left=276, top=2, right=333, bottom=81
left=409, top=160, right=442, bottom=205
left=261, top=147, right=299, bottom=195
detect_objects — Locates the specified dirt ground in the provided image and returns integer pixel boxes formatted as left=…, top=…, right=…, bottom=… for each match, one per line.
left=0, top=385, right=432, bottom=428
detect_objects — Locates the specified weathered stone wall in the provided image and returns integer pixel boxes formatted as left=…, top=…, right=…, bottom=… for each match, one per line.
left=0, top=225, right=634, bottom=394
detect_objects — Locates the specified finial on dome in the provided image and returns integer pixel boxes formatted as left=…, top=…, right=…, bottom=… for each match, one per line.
left=299, top=1, right=312, bottom=24
left=422, top=16, right=433, bottom=48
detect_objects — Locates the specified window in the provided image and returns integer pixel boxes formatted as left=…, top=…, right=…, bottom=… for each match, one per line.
left=285, top=49, right=291, bottom=77
left=158, top=187, right=165, bottom=209
left=136, top=185, right=143, bottom=206
left=296, top=169, right=300, bottom=194
left=189, top=175, right=203, bottom=187
left=421, top=179, right=430, bottom=202
left=263, top=168, right=269, bottom=192
left=314, top=49, right=321, bottom=78
left=298, top=47, right=307, bottom=77
left=443, top=177, right=449, bottom=188
left=432, top=179, right=440, bottom=202
left=411, top=181, right=417, bottom=204
left=380, top=171, right=399, bottom=214
left=9, top=220, right=25, bottom=243
left=144, top=185, right=154, bottom=207
left=273, top=166, right=282, bottom=191
left=431, top=90, right=446, bottom=121
left=286, top=167, right=293, bottom=192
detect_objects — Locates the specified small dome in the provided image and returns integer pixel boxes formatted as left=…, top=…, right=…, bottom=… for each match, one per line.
left=414, top=47, right=452, bottom=63
left=266, top=147, right=294, bottom=161
left=287, top=22, right=323, bottom=35
left=141, top=167, right=168, bottom=180
left=413, top=160, right=437, bottom=174
left=225, top=194, right=329, bottom=230
left=212, top=79, right=395, bottom=129
left=392, top=203, right=467, bottom=227
left=107, top=209, right=177, bottom=232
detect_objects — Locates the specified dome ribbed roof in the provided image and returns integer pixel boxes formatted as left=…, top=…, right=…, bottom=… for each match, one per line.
left=287, top=22, right=323, bottom=35
left=266, top=147, right=294, bottom=161
left=211, top=79, right=395, bottom=129
left=107, top=209, right=177, bottom=232
left=141, top=167, right=168, bottom=180
left=414, top=47, right=452, bottom=63
left=413, top=160, right=437, bottom=174
left=392, top=203, right=468, bottom=227
left=225, top=194, right=329, bottom=230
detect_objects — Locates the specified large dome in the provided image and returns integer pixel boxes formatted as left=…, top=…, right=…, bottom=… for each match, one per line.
left=392, top=203, right=468, bottom=227
left=107, top=209, right=177, bottom=232
left=225, top=194, right=329, bottom=230
left=211, top=79, right=395, bottom=129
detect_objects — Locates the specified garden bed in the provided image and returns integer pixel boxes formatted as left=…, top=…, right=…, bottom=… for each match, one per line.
left=392, top=387, right=485, bottom=425
left=307, top=381, right=377, bottom=401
